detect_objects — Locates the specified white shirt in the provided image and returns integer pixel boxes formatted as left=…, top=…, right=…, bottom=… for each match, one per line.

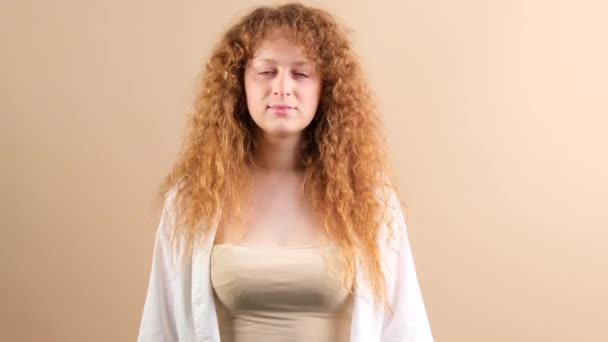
left=137, top=187, right=433, bottom=342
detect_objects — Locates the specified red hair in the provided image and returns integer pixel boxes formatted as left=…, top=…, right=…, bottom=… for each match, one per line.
left=160, top=2, right=403, bottom=310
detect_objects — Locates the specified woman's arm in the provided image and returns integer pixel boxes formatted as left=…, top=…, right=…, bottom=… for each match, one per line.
left=137, top=190, right=179, bottom=342
left=381, top=191, right=434, bottom=342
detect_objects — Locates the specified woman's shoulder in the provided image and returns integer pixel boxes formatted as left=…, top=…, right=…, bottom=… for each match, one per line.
left=375, top=182, right=409, bottom=256
left=155, top=184, right=181, bottom=242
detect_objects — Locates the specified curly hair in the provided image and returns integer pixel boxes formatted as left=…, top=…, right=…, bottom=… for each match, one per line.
left=159, top=2, right=404, bottom=311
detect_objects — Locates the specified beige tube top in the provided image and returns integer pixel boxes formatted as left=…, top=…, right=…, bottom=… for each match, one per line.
left=210, top=242, right=353, bottom=342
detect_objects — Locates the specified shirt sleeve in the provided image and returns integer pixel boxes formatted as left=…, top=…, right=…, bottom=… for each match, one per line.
left=137, top=189, right=179, bottom=342
left=380, top=190, right=434, bottom=342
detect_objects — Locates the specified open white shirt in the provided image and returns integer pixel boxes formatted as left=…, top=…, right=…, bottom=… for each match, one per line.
left=137, top=187, right=433, bottom=342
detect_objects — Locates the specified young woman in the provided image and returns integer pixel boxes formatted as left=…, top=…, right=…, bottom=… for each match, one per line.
left=138, top=3, right=433, bottom=342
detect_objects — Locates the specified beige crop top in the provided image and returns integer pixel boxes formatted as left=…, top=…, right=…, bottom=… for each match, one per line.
left=210, top=242, right=353, bottom=342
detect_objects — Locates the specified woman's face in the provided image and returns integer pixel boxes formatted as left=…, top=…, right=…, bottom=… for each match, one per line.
left=244, top=30, right=322, bottom=139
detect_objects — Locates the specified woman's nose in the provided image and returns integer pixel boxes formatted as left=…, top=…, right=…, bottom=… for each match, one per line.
left=272, top=72, right=292, bottom=96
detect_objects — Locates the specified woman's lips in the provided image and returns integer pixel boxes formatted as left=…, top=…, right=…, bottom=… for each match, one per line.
left=268, top=105, right=294, bottom=115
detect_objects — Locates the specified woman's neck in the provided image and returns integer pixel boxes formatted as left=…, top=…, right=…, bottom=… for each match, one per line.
left=254, top=132, right=304, bottom=173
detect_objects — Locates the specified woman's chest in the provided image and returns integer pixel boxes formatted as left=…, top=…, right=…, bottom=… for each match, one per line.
left=217, top=174, right=327, bottom=246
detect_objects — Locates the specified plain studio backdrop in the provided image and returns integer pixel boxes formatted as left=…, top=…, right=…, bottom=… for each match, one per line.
left=2, top=1, right=607, bottom=341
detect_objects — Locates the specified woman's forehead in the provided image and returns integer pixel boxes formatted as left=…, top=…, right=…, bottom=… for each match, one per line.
left=249, top=36, right=317, bottom=68
left=251, top=29, right=317, bottom=57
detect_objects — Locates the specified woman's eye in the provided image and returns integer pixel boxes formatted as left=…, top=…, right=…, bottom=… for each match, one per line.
left=257, top=70, right=309, bottom=78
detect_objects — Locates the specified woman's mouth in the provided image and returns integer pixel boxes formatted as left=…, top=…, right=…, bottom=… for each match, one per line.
left=268, top=105, right=294, bottom=116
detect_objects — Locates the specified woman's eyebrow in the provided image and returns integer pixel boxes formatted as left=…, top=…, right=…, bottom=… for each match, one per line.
left=253, top=58, right=312, bottom=67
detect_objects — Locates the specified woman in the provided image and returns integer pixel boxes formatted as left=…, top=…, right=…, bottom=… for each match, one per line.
left=138, top=3, right=433, bottom=342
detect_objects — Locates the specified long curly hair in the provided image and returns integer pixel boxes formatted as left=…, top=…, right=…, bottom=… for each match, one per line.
left=159, top=2, right=404, bottom=311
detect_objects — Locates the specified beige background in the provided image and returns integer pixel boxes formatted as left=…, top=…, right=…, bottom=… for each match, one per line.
left=2, top=0, right=607, bottom=341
